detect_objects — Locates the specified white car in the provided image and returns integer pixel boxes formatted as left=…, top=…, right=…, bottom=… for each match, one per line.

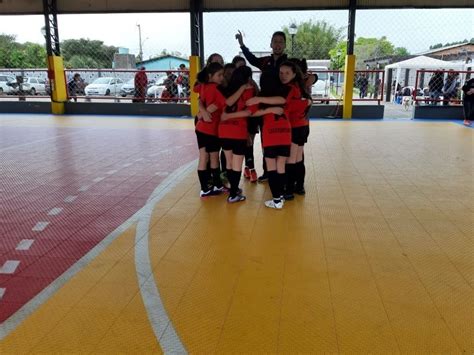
left=20, top=77, right=47, bottom=95
left=147, top=76, right=167, bottom=100
left=85, top=77, right=123, bottom=96
left=120, top=79, right=135, bottom=97
left=0, top=74, right=16, bottom=94
left=309, top=66, right=330, bottom=103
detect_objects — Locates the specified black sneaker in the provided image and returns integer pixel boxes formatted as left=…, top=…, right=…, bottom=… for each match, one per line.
left=227, top=194, right=246, bottom=203
left=200, top=189, right=219, bottom=197
left=283, top=193, right=295, bottom=201
left=257, top=173, right=268, bottom=182
left=295, top=187, right=306, bottom=196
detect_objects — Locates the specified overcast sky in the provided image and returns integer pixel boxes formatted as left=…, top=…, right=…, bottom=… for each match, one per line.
left=0, top=9, right=472, bottom=62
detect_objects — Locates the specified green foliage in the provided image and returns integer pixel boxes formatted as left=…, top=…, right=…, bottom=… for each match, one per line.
left=282, top=20, right=343, bottom=59
left=0, top=34, right=46, bottom=68
left=328, top=41, right=346, bottom=70
left=429, top=39, right=472, bottom=50
left=62, top=39, right=117, bottom=68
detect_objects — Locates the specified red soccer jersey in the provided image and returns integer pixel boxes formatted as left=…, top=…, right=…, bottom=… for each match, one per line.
left=285, top=83, right=310, bottom=128
left=218, top=88, right=258, bottom=140
left=195, top=83, right=226, bottom=136
left=262, top=112, right=291, bottom=148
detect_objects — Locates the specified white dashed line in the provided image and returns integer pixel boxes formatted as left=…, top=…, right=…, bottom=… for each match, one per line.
left=155, top=172, right=169, bottom=176
left=15, top=239, right=35, bottom=251
left=0, top=288, right=5, bottom=300
left=93, top=177, right=105, bottom=183
left=135, top=158, right=144, bottom=162
left=64, top=195, right=78, bottom=203
left=0, top=261, right=20, bottom=274
left=122, top=163, right=132, bottom=167
left=106, top=170, right=118, bottom=175
left=32, top=221, right=49, bottom=232
left=78, top=185, right=90, bottom=192
left=48, top=207, right=63, bottom=216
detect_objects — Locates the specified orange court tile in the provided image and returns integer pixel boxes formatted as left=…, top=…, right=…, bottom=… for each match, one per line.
left=0, top=115, right=473, bottom=353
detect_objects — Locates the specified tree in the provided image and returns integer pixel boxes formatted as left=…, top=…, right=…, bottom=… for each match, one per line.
left=158, top=49, right=184, bottom=58
left=329, top=37, right=411, bottom=70
left=61, top=39, right=117, bottom=68
left=0, top=34, right=46, bottom=68
left=282, top=20, right=343, bottom=59
left=328, top=41, right=346, bottom=69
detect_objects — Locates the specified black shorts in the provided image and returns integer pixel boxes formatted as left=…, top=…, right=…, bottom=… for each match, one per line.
left=248, top=117, right=261, bottom=135
left=264, top=145, right=291, bottom=158
left=220, top=138, right=247, bottom=156
left=291, top=126, right=310, bottom=146
left=196, top=131, right=220, bottom=153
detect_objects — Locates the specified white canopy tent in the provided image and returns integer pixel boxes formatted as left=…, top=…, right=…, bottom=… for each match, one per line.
left=385, top=56, right=465, bottom=96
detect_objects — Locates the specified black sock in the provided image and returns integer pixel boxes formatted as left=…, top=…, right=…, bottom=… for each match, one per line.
left=245, top=145, right=255, bottom=169
left=262, top=158, right=267, bottom=175
left=268, top=171, right=280, bottom=200
left=295, top=161, right=306, bottom=190
left=285, top=164, right=296, bottom=194
left=198, top=170, right=210, bottom=191
left=229, top=170, right=242, bottom=197
left=211, top=168, right=222, bottom=188
left=277, top=173, right=286, bottom=199
left=220, top=150, right=227, bottom=173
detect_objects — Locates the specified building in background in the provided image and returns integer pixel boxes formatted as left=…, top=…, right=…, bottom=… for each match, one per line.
left=113, top=48, right=136, bottom=69
left=136, top=55, right=189, bottom=70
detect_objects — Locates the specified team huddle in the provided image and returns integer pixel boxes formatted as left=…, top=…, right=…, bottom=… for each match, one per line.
left=194, top=31, right=317, bottom=210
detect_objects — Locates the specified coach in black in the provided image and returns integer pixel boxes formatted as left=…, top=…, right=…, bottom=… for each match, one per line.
left=235, top=30, right=288, bottom=181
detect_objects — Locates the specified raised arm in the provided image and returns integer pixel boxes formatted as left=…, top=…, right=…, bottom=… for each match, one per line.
left=235, top=30, right=263, bottom=69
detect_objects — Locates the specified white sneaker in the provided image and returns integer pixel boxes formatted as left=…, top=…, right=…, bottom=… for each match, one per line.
left=264, top=198, right=284, bottom=210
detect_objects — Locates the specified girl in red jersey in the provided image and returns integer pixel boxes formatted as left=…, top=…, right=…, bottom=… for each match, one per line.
left=219, top=66, right=258, bottom=203
left=246, top=82, right=291, bottom=210
left=195, top=62, right=249, bottom=197
left=280, top=60, right=312, bottom=200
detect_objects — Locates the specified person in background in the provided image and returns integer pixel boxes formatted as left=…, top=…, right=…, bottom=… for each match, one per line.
left=442, top=71, right=459, bottom=106
left=428, top=71, right=444, bottom=105
left=177, top=64, right=190, bottom=101
left=461, top=77, right=474, bottom=126
left=358, top=73, right=369, bottom=99
left=67, top=73, right=83, bottom=102
left=232, top=56, right=246, bottom=68
left=133, top=67, right=148, bottom=103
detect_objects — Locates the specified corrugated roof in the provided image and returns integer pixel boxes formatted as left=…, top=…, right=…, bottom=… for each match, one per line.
left=0, top=0, right=470, bottom=15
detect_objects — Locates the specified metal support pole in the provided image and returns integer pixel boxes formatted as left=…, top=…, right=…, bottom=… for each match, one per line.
left=190, top=0, right=203, bottom=116
left=190, top=0, right=204, bottom=67
left=343, top=0, right=357, bottom=119
left=42, top=0, right=67, bottom=114
left=386, top=69, right=392, bottom=102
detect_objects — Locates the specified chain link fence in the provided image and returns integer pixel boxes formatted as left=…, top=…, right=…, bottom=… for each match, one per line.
left=1, top=9, right=473, bottom=111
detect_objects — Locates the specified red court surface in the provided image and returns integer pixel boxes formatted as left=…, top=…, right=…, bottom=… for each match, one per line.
left=0, top=116, right=195, bottom=323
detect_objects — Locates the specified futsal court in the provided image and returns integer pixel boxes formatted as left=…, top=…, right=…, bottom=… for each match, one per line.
left=0, top=114, right=472, bottom=353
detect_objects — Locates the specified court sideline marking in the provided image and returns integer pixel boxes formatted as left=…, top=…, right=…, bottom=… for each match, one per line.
left=0, top=159, right=197, bottom=355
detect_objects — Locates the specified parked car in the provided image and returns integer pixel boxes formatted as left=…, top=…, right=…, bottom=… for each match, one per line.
left=147, top=76, right=167, bottom=101
left=309, top=66, right=330, bottom=103
left=120, top=78, right=135, bottom=97
left=8, top=77, right=47, bottom=95
left=0, top=74, right=16, bottom=95
left=84, top=77, right=123, bottom=96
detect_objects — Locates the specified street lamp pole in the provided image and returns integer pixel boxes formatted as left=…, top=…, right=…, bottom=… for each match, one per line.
left=289, top=23, right=297, bottom=57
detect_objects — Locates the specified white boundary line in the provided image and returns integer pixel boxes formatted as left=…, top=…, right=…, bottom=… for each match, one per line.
left=134, top=160, right=196, bottom=354
left=0, top=160, right=196, bottom=354
left=0, top=132, right=83, bottom=154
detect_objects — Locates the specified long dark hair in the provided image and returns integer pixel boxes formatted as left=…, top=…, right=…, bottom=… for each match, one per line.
left=197, top=62, right=223, bottom=83
left=280, top=60, right=311, bottom=100
left=222, top=65, right=252, bottom=97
